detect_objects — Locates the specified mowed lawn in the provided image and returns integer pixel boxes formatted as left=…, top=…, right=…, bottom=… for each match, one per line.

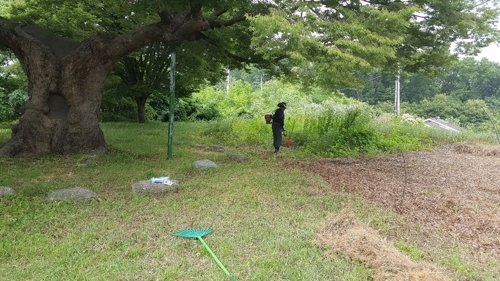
left=0, top=122, right=377, bottom=280
left=1, top=121, right=495, bottom=280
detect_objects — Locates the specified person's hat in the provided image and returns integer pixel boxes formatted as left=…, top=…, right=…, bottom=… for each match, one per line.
left=277, top=102, right=287, bottom=108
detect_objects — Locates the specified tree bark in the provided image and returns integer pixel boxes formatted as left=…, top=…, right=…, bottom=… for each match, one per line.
left=136, top=96, right=148, bottom=123
left=0, top=8, right=210, bottom=157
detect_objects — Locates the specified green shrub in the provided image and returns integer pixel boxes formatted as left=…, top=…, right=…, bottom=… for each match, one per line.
left=301, top=107, right=380, bottom=157
left=204, top=117, right=270, bottom=146
left=99, top=97, right=138, bottom=122
left=0, top=89, right=28, bottom=122
left=203, top=102, right=500, bottom=158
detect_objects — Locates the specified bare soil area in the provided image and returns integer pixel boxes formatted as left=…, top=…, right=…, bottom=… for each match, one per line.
left=294, top=143, right=500, bottom=279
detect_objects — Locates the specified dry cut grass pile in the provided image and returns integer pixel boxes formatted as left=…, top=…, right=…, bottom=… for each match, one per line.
left=316, top=213, right=450, bottom=281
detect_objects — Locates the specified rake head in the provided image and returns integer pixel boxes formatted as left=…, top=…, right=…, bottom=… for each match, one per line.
left=172, top=228, right=214, bottom=238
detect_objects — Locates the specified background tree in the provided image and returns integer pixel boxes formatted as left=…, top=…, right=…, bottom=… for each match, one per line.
left=401, top=73, right=442, bottom=104
left=250, top=0, right=500, bottom=86
left=341, top=71, right=395, bottom=105
left=391, top=0, right=500, bottom=75
left=407, top=94, right=462, bottom=120
left=111, top=43, right=171, bottom=123
left=439, top=58, right=500, bottom=101
left=249, top=2, right=414, bottom=88
left=460, top=99, right=491, bottom=126
left=0, top=49, right=27, bottom=121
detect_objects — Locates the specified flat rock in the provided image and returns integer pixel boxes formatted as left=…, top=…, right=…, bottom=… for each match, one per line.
left=227, top=154, right=248, bottom=161
left=132, top=180, right=179, bottom=193
left=194, top=159, right=218, bottom=170
left=47, top=187, right=97, bottom=202
left=0, top=186, right=16, bottom=197
left=209, top=145, right=225, bottom=151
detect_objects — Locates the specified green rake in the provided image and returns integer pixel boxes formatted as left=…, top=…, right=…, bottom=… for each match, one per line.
left=172, top=228, right=235, bottom=281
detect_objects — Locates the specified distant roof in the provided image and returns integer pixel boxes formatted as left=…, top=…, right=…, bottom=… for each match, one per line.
left=424, top=117, right=463, bottom=132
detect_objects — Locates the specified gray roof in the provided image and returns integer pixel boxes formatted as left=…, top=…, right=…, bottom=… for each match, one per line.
left=424, top=117, right=463, bottom=132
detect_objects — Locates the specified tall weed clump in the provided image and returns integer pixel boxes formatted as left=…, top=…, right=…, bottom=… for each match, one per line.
left=202, top=106, right=498, bottom=157
left=298, top=107, right=380, bottom=157
left=202, top=107, right=431, bottom=157
left=373, top=113, right=500, bottom=149
left=372, top=114, right=431, bottom=152
left=203, top=117, right=270, bottom=146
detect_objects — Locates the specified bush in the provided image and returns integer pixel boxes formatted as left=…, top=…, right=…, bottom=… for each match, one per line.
left=99, top=96, right=138, bottom=122
left=0, top=89, right=28, bottom=122
left=204, top=117, right=269, bottom=146
left=302, top=108, right=380, bottom=157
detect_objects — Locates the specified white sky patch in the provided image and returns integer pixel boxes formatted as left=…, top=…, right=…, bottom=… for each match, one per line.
left=476, top=43, right=500, bottom=63
left=253, top=0, right=277, bottom=5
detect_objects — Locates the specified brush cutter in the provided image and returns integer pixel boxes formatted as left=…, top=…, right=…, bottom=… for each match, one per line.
left=172, top=228, right=235, bottom=281
left=282, top=129, right=293, bottom=147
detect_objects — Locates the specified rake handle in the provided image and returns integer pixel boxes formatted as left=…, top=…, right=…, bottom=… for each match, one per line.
left=197, top=236, right=235, bottom=281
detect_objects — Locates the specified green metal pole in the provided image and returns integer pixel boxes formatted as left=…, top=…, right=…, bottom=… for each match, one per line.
left=167, top=51, right=176, bottom=160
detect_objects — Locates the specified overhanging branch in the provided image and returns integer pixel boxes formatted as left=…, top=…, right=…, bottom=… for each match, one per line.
left=212, top=10, right=227, bottom=17
left=194, top=31, right=286, bottom=64
left=209, top=15, right=247, bottom=28
left=224, top=50, right=286, bottom=64
left=158, top=10, right=173, bottom=24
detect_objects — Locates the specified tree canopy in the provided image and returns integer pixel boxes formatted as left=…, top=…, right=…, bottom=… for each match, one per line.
left=248, top=0, right=500, bottom=86
left=3, top=0, right=498, bottom=86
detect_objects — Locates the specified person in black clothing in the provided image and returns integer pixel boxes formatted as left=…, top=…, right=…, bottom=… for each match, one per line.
left=272, top=102, right=287, bottom=153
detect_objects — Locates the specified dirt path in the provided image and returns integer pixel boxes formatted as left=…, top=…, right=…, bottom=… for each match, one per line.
left=294, top=143, right=500, bottom=277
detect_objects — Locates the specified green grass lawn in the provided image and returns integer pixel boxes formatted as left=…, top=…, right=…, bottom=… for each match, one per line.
left=0, top=121, right=496, bottom=280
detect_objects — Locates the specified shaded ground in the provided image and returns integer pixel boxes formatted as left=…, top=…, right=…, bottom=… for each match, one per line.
left=294, top=143, right=500, bottom=277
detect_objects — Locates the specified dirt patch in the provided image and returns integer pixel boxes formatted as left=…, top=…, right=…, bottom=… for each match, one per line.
left=294, top=143, right=500, bottom=275
left=316, top=213, right=450, bottom=281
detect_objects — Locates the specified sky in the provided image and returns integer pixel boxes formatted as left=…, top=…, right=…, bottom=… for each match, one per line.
left=476, top=44, right=500, bottom=63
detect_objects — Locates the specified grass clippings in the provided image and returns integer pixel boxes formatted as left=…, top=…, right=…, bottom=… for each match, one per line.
left=316, top=212, right=450, bottom=281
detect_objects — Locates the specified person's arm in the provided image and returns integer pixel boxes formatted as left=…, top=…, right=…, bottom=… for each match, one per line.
left=279, top=109, right=285, bottom=129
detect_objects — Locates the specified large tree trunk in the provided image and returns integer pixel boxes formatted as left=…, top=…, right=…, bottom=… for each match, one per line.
left=136, top=96, right=148, bottom=123
left=0, top=7, right=210, bottom=157
left=0, top=26, right=117, bottom=157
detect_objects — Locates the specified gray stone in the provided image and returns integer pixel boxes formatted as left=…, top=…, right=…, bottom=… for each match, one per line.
left=209, top=145, right=225, bottom=151
left=228, top=154, right=248, bottom=161
left=47, top=187, right=98, bottom=202
left=194, top=159, right=218, bottom=170
left=0, top=186, right=16, bottom=197
left=132, top=180, right=179, bottom=193
left=77, top=157, right=96, bottom=167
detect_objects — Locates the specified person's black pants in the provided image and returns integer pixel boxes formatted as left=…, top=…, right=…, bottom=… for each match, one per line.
left=272, top=123, right=282, bottom=151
